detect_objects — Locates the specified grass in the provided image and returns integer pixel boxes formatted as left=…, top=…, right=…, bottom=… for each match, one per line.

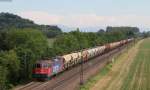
left=47, top=38, right=55, bottom=47
left=120, top=38, right=150, bottom=90
left=80, top=63, right=112, bottom=90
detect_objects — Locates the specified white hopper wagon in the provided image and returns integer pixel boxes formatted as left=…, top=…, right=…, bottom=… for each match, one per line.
left=70, top=53, right=79, bottom=64
left=62, top=54, right=73, bottom=68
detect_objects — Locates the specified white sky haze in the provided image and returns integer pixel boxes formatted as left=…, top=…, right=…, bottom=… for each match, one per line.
left=0, top=0, right=150, bottom=31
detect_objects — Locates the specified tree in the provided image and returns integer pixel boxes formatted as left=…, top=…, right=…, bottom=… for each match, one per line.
left=70, top=30, right=89, bottom=49
left=98, top=29, right=105, bottom=33
left=40, top=25, right=62, bottom=38
left=0, top=66, right=8, bottom=90
left=6, top=28, right=48, bottom=57
left=53, top=33, right=80, bottom=55
left=15, top=48, right=35, bottom=80
left=0, top=30, right=8, bottom=51
left=106, top=26, right=139, bottom=39
left=4, top=28, right=49, bottom=81
left=0, top=28, right=49, bottom=84
left=0, top=50, right=20, bottom=89
left=0, top=12, right=35, bottom=30
left=142, top=31, right=150, bottom=38
left=0, top=13, right=62, bottom=38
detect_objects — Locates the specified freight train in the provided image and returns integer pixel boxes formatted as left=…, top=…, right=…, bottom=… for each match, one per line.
left=32, top=38, right=134, bottom=81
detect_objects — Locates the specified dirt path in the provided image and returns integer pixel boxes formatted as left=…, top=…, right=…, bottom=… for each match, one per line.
left=90, top=40, right=143, bottom=90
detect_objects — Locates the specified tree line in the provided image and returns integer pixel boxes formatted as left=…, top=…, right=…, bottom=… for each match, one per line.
left=142, top=31, right=150, bottom=38
left=0, top=13, right=62, bottom=38
left=51, top=27, right=139, bottom=56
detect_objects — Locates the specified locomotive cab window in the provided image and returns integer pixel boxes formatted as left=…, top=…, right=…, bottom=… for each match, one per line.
left=43, top=63, right=49, bottom=68
left=36, top=64, right=41, bottom=68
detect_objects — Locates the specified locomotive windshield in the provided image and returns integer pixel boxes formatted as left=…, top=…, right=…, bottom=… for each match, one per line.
left=36, top=63, right=51, bottom=68
left=36, top=64, right=41, bottom=68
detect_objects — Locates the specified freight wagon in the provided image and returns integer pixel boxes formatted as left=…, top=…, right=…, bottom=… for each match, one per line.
left=32, top=38, right=133, bottom=81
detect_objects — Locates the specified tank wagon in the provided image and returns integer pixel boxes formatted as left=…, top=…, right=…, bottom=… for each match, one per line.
left=32, top=38, right=133, bottom=81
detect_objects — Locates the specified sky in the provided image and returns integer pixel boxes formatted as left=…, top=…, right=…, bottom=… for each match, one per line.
left=0, top=0, right=150, bottom=31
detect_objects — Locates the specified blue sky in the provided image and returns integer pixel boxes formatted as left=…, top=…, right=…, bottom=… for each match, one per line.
left=0, top=0, right=150, bottom=31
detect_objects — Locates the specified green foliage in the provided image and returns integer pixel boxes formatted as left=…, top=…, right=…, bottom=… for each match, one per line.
left=0, top=31, right=7, bottom=50
left=106, top=26, right=139, bottom=38
left=70, top=30, right=89, bottom=48
left=0, top=50, right=20, bottom=89
left=53, top=27, right=139, bottom=55
left=15, top=48, right=36, bottom=80
left=0, top=66, right=8, bottom=90
left=0, top=12, right=35, bottom=29
left=142, top=31, right=150, bottom=38
left=6, top=29, right=48, bottom=57
left=39, top=25, right=62, bottom=38
left=53, top=33, right=80, bottom=55
left=47, top=38, right=55, bottom=47
left=6, top=29, right=48, bottom=80
left=0, top=12, right=62, bottom=38
left=0, top=28, right=49, bottom=88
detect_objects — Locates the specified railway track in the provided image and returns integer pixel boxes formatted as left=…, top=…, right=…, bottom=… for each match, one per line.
left=17, top=42, right=133, bottom=90
left=16, top=82, right=44, bottom=90
left=49, top=47, right=123, bottom=90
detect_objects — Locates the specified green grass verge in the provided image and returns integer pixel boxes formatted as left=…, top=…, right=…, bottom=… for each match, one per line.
left=80, top=63, right=112, bottom=90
